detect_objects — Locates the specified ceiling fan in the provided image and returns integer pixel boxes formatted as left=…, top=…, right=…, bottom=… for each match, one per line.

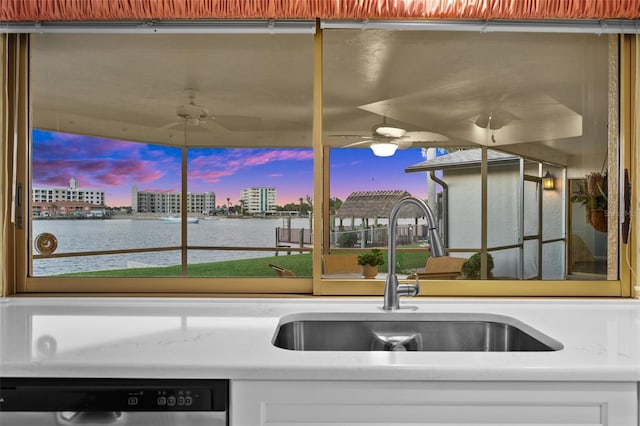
left=330, top=118, right=448, bottom=157
left=160, top=89, right=215, bottom=132
left=467, top=93, right=520, bottom=133
left=473, top=107, right=518, bottom=130
left=160, top=90, right=273, bottom=139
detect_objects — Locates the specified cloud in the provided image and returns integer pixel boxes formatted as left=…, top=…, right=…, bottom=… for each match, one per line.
left=242, top=149, right=313, bottom=167
left=188, top=169, right=236, bottom=183
left=32, top=130, right=181, bottom=190
left=188, top=148, right=312, bottom=184
left=33, top=130, right=145, bottom=160
left=32, top=158, right=167, bottom=188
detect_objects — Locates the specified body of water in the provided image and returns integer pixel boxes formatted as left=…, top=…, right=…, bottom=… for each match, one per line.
left=32, top=217, right=313, bottom=276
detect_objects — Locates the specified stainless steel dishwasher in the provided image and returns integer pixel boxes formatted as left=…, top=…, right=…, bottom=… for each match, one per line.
left=0, top=378, right=228, bottom=425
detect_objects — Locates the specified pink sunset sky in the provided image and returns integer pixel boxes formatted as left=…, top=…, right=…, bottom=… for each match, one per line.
left=32, top=130, right=429, bottom=207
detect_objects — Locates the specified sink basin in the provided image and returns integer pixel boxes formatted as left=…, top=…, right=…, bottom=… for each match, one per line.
left=272, top=312, right=563, bottom=352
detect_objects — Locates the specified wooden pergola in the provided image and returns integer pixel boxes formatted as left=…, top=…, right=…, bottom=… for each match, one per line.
left=335, top=190, right=425, bottom=226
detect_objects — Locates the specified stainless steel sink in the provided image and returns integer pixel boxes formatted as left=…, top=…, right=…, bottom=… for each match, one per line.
left=272, top=312, right=563, bottom=352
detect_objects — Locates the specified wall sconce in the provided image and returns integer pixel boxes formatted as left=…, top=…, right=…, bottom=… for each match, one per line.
left=542, top=171, right=555, bottom=190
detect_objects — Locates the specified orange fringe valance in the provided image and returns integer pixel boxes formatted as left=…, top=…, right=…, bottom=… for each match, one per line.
left=1, top=0, right=640, bottom=22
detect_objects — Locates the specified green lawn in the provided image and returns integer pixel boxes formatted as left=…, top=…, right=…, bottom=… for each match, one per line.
left=60, top=249, right=429, bottom=278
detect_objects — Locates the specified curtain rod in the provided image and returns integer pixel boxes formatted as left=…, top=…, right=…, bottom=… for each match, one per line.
left=2, top=18, right=639, bottom=35
left=322, top=19, right=640, bottom=34
left=0, top=20, right=317, bottom=34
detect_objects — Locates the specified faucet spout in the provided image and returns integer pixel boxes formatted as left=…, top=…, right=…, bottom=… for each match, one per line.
left=383, top=196, right=444, bottom=311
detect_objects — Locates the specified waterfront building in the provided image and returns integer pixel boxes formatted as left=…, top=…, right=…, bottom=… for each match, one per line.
left=32, top=178, right=105, bottom=206
left=131, top=186, right=216, bottom=214
left=241, top=187, right=277, bottom=215
left=32, top=201, right=107, bottom=218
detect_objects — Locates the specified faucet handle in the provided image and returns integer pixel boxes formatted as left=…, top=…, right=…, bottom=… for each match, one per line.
left=397, top=278, right=420, bottom=297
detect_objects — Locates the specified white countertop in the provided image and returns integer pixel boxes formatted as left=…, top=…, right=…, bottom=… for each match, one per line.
left=2, top=297, right=640, bottom=382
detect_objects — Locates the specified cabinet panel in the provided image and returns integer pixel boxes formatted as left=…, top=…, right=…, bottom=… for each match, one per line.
left=231, top=381, right=637, bottom=426
left=264, top=402, right=602, bottom=424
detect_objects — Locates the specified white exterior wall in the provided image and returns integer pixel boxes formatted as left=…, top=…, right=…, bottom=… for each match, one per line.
left=541, top=164, right=566, bottom=279
left=488, top=164, right=522, bottom=279
left=445, top=163, right=565, bottom=280
left=446, top=169, right=482, bottom=249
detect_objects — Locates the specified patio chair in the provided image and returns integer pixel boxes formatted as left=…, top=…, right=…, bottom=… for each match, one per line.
left=322, top=254, right=361, bottom=274
left=268, top=263, right=296, bottom=277
left=407, top=256, right=468, bottom=280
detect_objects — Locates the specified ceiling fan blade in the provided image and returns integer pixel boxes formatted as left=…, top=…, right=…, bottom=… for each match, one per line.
left=402, top=131, right=449, bottom=143
left=488, top=109, right=518, bottom=130
left=329, top=134, right=374, bottom=139
left=187, top=121, right=215, bottom=133
left=393, top=139, right=413, bottom=150
left=158, top=121, right=184, bottom=131
left=343, top=140, right=374, bottom=148
left=474, top=113, right=491, bottom=129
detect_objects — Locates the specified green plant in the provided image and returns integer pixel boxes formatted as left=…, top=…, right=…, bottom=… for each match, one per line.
left=337, top=231, right=358, bottom=248
left=462, top=252, right=494, bottom=279
left=570, top=172, right=607, bottom=211
left=357, top=248, right=385, bottom=266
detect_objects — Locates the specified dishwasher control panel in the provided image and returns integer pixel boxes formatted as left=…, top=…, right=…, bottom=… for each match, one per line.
left=0, top=378, right=228, bottom=412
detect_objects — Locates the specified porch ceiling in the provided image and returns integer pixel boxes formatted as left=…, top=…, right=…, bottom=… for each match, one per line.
left=30, top=30, right=611, bottom=165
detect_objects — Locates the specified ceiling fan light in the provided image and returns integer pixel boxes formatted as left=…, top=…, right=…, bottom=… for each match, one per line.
left=374, top=125, right=406, bottom=138
left=370, top=142, right=398, bottom=157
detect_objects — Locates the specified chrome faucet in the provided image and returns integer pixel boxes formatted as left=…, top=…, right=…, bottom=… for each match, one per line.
left=383, top=196, right=444, bottom=311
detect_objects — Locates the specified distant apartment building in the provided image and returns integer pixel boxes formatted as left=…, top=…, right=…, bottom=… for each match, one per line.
left=32, top=178, right=105, bottom=207
left=241, top=187, right=277, bottom=214
left=131, top=186, right=216, bottom=214
left=32, top=201, right=107, bottom=218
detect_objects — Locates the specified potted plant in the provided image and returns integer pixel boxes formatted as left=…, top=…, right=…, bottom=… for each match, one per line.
left=570, top=172, right=608, bottom=232
left=462, top=252, right=494, bottom=279
left=357, top=248, right=385, bottom=279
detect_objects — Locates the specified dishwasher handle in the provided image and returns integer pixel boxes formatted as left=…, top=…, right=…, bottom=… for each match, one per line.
left=56, top=411, right=127, bottom=425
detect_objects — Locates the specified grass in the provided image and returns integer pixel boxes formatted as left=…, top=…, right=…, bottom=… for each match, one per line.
left=59, top=249, right=429, bottom=278
left=61, top=253, right=313, bottom=278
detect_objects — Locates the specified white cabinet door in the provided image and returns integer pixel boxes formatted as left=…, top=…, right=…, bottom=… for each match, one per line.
left=231, top=381, right=637, bottom=426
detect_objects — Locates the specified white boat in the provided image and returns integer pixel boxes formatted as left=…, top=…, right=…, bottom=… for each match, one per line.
left=158, top=216, right=199, bottom=224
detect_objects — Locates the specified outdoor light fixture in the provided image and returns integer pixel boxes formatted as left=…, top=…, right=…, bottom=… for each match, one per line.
left=542, top=171, right=555, bottom=190
left=370, top=142, right=398, bottom=157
